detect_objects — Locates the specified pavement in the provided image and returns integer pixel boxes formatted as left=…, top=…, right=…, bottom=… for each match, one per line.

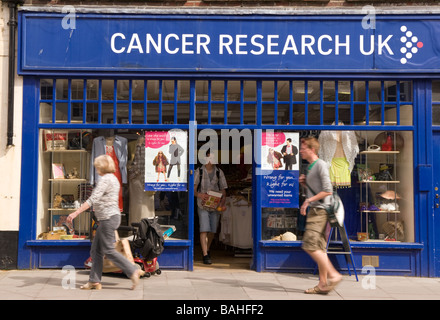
left=0, top=266, right=439, bottom=302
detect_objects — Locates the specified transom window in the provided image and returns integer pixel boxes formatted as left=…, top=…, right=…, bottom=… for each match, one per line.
left=39, top=79, right=413, bottom=127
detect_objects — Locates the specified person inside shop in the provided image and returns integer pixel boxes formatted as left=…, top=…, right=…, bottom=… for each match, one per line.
left=67, top=155, right=140, bottom=290
left=281, top=138, right=298, bottom=170
left=194, top=150, right=228, bottom=265
left=299, top=137, right=342, bottom=295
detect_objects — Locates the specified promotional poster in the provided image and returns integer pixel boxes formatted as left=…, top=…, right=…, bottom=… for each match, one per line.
left=261, top=131, right=300, bottom=208
left=144, top=130, right=188, bottom=192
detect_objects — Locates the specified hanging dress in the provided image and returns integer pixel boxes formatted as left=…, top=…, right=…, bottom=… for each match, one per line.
left=106, top=145, right=123, bottom=212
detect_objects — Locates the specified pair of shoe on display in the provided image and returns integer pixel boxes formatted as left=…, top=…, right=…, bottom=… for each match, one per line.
left=360, top=203, right=380, bottom=211
left=360, top=203, right=399, bottom=212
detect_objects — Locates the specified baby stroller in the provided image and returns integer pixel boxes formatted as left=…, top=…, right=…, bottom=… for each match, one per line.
left=128, top=217, right=175, bottom=277
left=84, top=217, right=175, bottom=278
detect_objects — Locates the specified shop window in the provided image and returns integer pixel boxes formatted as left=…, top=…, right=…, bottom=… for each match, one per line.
left=262, top=130, right=414, bottom=243
left=36, top=128, right=189, bottom=241
left=432, top=80, right=440, bottom=125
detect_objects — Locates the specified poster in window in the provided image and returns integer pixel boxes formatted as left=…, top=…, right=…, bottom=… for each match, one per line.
left=144, top=130, right=188, bottom=192
left=261, top=131, right=300, bottom=208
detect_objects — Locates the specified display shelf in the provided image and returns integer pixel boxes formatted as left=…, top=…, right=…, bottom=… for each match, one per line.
left=49, top=179, right=87, bottom=182
left=44, top=129, right=91, bottom=240
left=360, top=151, right=400, bottom=155
left=358, top=132, right=401, bottom=241
left=358, top=180, right=400, bottom=184
left=360, top=210, right=400, bottom=214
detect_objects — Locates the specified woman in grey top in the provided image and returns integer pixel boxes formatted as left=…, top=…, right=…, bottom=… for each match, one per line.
left=67, top=155, right=140, bottom=290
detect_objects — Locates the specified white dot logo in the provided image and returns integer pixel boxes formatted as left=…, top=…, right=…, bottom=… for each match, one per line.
left=400, top=25, right=424, bottom=65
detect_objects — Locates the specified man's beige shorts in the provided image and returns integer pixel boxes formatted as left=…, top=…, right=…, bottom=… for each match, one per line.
left=301, top=207, right=328, bottom=252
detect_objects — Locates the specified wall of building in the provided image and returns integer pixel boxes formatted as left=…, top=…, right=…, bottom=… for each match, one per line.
left=18, top=0, right=440, bottom=8
left=0, top=4, right=22, bottom=233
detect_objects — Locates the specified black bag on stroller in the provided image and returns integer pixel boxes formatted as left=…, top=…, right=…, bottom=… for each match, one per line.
left=132, top=217, right=164, bottom=261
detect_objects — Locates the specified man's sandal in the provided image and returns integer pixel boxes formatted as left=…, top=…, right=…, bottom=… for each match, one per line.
left=304, top=286, right=330, bottom=295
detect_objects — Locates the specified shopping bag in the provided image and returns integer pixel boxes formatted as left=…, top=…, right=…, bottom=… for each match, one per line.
left=103, top=231, right=135, bottom=273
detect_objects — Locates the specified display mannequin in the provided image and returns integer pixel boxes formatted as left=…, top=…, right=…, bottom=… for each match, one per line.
left=318, top=125, right=359, bottom=188
left=128, top=136, right=155, bottom=224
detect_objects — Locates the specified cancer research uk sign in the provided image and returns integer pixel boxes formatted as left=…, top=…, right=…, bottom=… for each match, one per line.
left=261, top=132, right=300, bottom=208
left=18, top=13, right=440, bottom=73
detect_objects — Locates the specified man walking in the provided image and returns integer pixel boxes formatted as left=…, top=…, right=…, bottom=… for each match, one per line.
left=299, top=137, right=342, bottom=294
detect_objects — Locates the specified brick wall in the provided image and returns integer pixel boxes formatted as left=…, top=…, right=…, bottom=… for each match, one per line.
left=19, top=0, right=440, bottom=8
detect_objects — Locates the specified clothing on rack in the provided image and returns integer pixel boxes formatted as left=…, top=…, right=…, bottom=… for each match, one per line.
left=318, top=129, right=359, bottom=188
left=219, top=197, right=252, bottom=249
left=90, top=135, right=128, bottom=185
left=128, top=136, right=155, bottom=224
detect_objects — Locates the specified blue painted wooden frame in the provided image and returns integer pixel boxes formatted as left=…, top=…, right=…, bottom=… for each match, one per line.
left=18, top=75, right=432, bottom=275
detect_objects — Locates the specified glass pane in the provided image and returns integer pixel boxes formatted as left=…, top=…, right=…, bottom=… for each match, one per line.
left=244, top=81, right=256, bottom=101
left=56, top=79, right=68, bottom=100
left=369, top=81, right=382, bottom=102
left=243, top=103, right=256, bottom=124
left=227, top=81, right=241, bottom=101
left=433, top=106, right=440, bottom=125
left=147, top=103, right=159, bottom=124
left=38, top=128, right=92, bottom=240
left=338, top=81, right=351, bottom=102
left=432, top=81, right=440, bottom=125
left=101, top=103, right=114, bottom=124
left=100, top=80, right=113, bottom=100
left=196, top=80, right=209, bottom=101
left=40, top=79, right=53, bottom=100
left=132, top=80, right=144, bottom=101
left=162, top=80, right=175, bottom=101
left=277, top=104, right=290, bottom=125
left=262, top=103, right=275, bottom=124
left=147, top=80, right=160, bottom=101
left=262, top=208, right=299, bottom=241
left=37, top=128, right=190, bottom=241
left=40, top=102, right=53, bottom=123
left=177, top=103, right=190, bottom=124
left=323, top=104, right=335, bottom=125
left=262, top=81, right=274, bottom=101
left=196, top=102, right=209, bottom=124
left=117, top=103, right=129, bottom=124
left=162, top=103, right=175, bottom=124
left=292, top=81, right=305, bottom=102
left=117, top=80, right=130, bottom=100
left=353, top=81, right=366, bottom=101
left=86, top=103, right=99, bottom=123
left=323, top=81, right=334, bottom=102
left=292, top=104, right=305, bottom=125
left=55, top=102, right=68, bottom=122
left=228, top=102, right=241, bottom=124
left=432, top=81, right=440, bottom=102
left=71, top=79, right=84, bottom=100
left=210, top=81, right=225, bottom=124
left=355, top=130, right=414, bottom=242
left=71, top=102, right=83, bottom=122
left=308, top=81, right=320, bottom=102
left=132, top=103, right=145, bottom=124
left=87, top=80, right=99, bottom=100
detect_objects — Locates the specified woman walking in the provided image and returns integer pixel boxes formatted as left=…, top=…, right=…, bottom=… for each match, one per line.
left=67, top=155, right=140, bottom=290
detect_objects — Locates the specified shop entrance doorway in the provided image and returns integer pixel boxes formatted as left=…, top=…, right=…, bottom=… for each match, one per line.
left=193, top=129, right=254, bottom=269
